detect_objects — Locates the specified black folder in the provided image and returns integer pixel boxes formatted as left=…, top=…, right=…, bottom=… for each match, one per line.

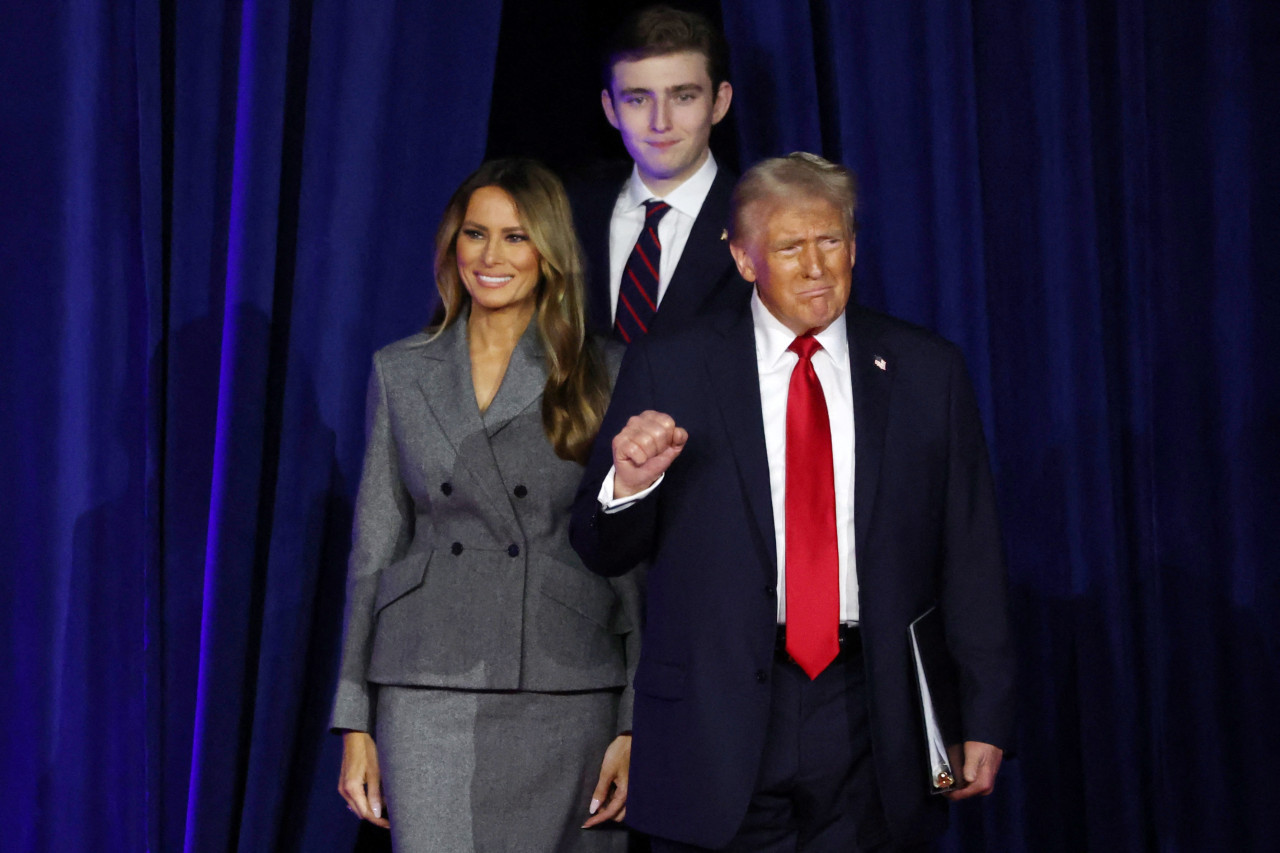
left=909, top=606, right=964, bottom=793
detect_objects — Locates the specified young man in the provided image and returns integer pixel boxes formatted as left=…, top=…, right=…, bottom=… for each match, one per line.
left=571, top=5, right=745, bottom=342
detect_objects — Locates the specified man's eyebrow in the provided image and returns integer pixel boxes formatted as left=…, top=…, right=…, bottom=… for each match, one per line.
left=617, top=83, right=706, bottom=98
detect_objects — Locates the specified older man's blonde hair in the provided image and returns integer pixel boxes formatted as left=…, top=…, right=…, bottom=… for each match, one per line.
left=728, top=152, right=858, bottom=246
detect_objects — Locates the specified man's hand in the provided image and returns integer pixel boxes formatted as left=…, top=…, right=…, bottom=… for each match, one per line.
left=583, top=734, right=631, bottom=827
left=339, top=731, right=391, bottom=828
left=612, top=411, right=688, bottom=498
left=942, top=740, right=1003, bottom=801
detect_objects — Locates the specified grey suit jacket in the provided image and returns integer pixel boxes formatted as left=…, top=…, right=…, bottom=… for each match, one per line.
left=331, top=318, right=640, bottom=733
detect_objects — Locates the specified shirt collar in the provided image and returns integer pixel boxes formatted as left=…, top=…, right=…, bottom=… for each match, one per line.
left=625, top=153, right=718, bottom=218
left=751, top=287, right=850, bottom=370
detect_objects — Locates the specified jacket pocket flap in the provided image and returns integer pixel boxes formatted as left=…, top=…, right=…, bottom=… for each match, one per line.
left=375, top=552, right=430, bottom=612
left=634, top=660, right=686, bottom=700
left=539, top=556, right=617, bottom=628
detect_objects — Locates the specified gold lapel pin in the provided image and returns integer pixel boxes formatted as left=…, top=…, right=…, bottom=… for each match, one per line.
left=720, top=228, right=728, bottom=241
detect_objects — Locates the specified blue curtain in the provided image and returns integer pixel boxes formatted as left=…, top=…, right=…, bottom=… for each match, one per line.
left=1, top=0, right=501, bottom=850
left=2, top=0, right=1275, bottom=850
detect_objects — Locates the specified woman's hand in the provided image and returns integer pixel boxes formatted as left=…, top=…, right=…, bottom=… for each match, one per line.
left=582, top=734, right=631, bottom=827
left=339, top=731, right=391, bottom=828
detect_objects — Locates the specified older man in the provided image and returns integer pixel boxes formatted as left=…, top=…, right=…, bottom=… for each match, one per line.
left=571, top=153, right=1014, bottom=851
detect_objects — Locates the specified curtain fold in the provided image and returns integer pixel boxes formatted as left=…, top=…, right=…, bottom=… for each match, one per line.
left=2, top=1, right=502, bottom=850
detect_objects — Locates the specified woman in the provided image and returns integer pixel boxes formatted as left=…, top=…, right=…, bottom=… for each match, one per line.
left=332, top=159, right=637, bottom=852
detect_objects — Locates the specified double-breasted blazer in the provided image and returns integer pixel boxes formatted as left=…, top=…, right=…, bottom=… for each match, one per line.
left=331, top=318, right=640, bottom=734
left=570, top=297, right=1014, bottom=848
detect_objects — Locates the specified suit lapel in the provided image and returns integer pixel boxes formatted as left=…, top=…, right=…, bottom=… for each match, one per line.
left=704, top=303, right=777, bottom=572
left=415, top=321, right=484, bottom=454
left=414, top=319, right=521, bottom=533
left=847, top=307, right=892, bottom=562
left=573, top=169, right=629, bottom=337
left=654, top=168, right=735, bottom=329
left=481, top=318, right=544, bottom=436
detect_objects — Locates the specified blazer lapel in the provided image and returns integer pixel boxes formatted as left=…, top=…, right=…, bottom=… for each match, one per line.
left=416, top=321, right=484, bottom=455
left=481, top=319, right=545, bottom=436
left=415, top=320, right=521, bottom=533
left=846, top=307, right=892, bottom=561
left=572, top=168, right=629, bottom=337
left=704, top=303, right=778, bottom=573
left=654, top=168, right=735, bottom=328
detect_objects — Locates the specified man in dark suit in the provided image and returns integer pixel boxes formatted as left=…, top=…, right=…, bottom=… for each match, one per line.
left=571, top=153, right=1015, bottom=851
left=570, top=5, right=746, bottom=342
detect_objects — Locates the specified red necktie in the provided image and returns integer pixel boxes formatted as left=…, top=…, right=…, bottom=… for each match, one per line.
left=615, top=200, right=670, bottom=342
left=785, top=334, right=840, bottom=679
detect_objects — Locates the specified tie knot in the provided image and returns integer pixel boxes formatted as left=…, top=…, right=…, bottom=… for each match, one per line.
left=644, top=199, right=671, bottom=222
left=788, top=333, right=822, bottom=361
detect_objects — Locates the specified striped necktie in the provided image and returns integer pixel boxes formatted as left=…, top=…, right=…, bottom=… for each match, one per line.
left=615, top=199, right=670, bottom=342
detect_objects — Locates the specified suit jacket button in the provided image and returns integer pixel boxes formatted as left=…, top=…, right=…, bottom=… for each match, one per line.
left=513, top=484, right=528, bottom=498
left=764, top=586, right=776, bottom=599
left=508, top=544, right=520, bottom=557
left=451, top=542, right=463, bottom=555
left=755, top=669, right=769, bottom=684
left=440, top=482, right=452, bottom=496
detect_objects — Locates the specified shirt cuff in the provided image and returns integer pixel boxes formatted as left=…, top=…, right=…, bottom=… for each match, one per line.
left=598, top=466, right=664, bottom=513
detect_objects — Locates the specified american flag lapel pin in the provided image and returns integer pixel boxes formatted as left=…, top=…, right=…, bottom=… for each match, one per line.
left=874, top=356, right=887, bottom=371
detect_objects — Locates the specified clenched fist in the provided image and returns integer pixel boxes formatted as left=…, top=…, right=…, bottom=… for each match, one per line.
left=612, top=410, right=688, bottom=498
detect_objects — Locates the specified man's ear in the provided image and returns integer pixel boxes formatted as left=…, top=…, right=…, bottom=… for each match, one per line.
left=601, top=89, right=620, bottom=130
left=729, top=242, right=756, bottom=282
left=711, top=81, right=733, bottom=125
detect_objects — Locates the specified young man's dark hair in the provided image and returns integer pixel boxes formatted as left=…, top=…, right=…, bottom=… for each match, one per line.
left=602, top=5, right=731, bottom=93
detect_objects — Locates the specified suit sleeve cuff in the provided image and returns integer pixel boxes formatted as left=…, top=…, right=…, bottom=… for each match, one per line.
left=598, top=465, right=663, bottom=513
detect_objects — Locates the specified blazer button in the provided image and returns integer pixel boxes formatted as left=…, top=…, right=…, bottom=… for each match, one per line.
left=755, top=669, right=769, bottom=684
left=513, top=484, right=528, bottom=498
left=440, top=482, right=452, bottom=496
left=508, top=544, right=520, bottom=558
left=764, top=586, right=776, bottom=599
left=451, top=542, right=463, bottom=555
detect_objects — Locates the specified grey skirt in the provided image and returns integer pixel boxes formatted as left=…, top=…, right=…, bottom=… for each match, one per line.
left=375, top=685, right=628, bottom=853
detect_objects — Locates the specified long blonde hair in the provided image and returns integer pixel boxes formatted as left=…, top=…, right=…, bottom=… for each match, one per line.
left=432, top=158, right=609, bottom=463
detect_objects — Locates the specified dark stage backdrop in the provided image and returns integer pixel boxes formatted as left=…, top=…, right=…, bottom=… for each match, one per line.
left=1, top=1, right=1275, bottom=851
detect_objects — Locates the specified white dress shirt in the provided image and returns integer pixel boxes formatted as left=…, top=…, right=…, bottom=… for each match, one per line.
left=606, top=155, right=719, bottom=322
left=598, top=289, right=859, bottom=624
left=750, top=291, right=858, bottom=624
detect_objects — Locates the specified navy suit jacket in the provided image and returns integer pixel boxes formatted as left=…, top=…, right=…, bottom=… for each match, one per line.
left=570, top=296, right=1015, bottom=848
left=568, top=163, right=747, bottom=340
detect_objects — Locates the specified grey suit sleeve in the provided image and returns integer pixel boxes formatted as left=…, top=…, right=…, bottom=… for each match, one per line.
left=610, top=568, right=644, bottom=732
left=331, top=353, right=413, bottom=732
